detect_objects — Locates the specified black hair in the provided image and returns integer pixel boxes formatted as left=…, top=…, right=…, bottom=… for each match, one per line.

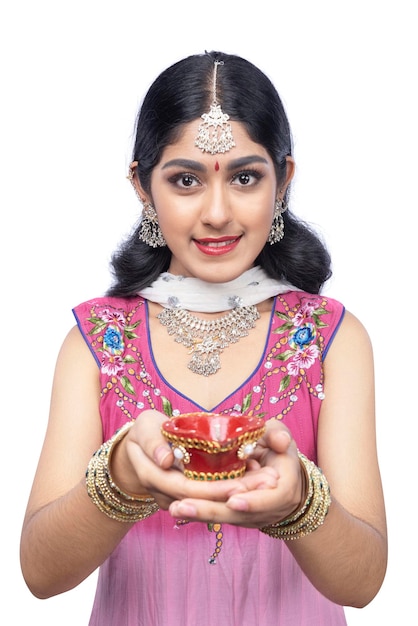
left=107, top=51, right=331, bottom=296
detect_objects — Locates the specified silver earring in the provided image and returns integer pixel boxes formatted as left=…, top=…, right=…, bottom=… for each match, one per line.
left=268, top=199, right=287, bottom=244
left=127, top=166, right=167, bottom=248
left=138, top=203, right=167, bottom=248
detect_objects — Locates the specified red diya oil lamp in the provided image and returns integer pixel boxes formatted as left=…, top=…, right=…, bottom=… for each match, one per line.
left=161, top=412, right=266, bottom=480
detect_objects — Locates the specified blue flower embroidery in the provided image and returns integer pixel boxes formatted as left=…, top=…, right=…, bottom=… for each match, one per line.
left=288, top=323, right=316, bottom=350
left=103, top=325, right=124, bottom=355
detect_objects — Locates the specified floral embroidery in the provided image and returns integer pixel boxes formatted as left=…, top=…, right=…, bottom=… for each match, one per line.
left=272, top=297, right=329, bottom=393
left=228, top=295, right=331, bottom=421
left=101, top=352, right=125, bottom=377
left=87, top=305, right=141, bottom=397
left=103, top=325, right=125, bottom=355
left=286, top=324, right=320, bottom=376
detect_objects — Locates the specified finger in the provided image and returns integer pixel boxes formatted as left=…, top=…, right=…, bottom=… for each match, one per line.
left=251, top=420, right=297, bottom=464
left=227, top=462, right=302, bottom=519
left=226, top=466, right=279, bottom=494
left=168, top=494, right=280, bottom=528
left=263, top=419, right=293, bottom=451
left=130, top=410, right=174, bottom=468
left=226, top=486, right=286, bottom=514
left=126, top=437, right=251, bottom=505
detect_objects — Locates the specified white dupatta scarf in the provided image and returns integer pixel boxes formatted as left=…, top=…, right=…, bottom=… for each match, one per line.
left=138, top=266, right=296, bottom=312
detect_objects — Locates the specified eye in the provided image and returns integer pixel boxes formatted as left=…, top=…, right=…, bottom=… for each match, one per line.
left=231, top=169, right=263, bottom=186
left=169, top=172, right=201, bottom=188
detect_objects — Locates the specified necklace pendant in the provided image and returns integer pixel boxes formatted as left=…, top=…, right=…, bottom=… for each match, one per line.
left=188, top=351, right=221, bottom=376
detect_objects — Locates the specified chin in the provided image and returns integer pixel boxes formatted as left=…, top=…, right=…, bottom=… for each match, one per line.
left=169, top=257, right=255, bottom=283
left=201, top=265, right=254, bottom=284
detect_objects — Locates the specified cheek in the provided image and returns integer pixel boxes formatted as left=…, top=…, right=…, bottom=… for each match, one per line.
left=247, top=209, right=274, bottom=245
left=245, top=204, right=274, bottom=228
left=157, top=205, right=191, bottom=230
left=156, top=207, right=197, bottom=249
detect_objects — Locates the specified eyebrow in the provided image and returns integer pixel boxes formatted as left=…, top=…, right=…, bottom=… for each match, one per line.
left=226, top=155, right=269, bottom=171
left=161, top=155, right=269, bottom=172
left=162, top=158, right=206, bottom=172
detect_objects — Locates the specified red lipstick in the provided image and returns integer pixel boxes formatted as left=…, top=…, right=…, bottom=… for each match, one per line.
left=194, top=236, right=241, bottom=256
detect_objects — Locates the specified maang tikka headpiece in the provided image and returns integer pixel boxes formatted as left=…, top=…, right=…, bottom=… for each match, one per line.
left=195, top=60, right=236, bottom=155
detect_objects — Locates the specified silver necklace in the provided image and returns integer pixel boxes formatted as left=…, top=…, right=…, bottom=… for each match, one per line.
left=157, top=305, right=260, bottom=376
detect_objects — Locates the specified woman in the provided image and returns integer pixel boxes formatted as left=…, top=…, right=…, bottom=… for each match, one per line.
left=20, top=51, right=387, bottom=625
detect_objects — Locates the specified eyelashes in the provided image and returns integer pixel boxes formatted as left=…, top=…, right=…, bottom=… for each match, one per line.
left=231, top=169, right=264, bottom=186
left=168, top=172, right=201, bottom=188
left=167, top=169, right=265, bottom=189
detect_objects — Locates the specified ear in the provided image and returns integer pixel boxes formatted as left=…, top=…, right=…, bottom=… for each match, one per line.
left=128, top=161, right=150, bottom=203
left=278, top=156, right=295, bottom=200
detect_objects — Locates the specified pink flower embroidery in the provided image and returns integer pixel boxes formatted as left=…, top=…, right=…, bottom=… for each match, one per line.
left=292, top=300, right=319, bottom=327
left=287, top=344, right=320, bottom=375
left=98, top=308, right=126, bottom=327
left=101, top=351, right=125, bottom=376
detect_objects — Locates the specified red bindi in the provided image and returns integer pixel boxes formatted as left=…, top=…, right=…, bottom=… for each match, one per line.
left=214, top=161, right=220, bottom=171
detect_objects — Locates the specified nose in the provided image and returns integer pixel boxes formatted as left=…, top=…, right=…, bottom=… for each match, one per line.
left=200, top=187, right=233, bottom=229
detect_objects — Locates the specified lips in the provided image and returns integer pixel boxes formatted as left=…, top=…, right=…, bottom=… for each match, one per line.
left=193, top=236, right=241, bottom=256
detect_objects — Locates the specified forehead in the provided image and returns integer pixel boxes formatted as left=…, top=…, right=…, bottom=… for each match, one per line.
left=160, top=119, right=271, bottom=164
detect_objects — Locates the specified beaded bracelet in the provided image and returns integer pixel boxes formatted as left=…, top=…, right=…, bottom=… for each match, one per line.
left=86, top=421, right=159, bottom=523
left=260, top=452, right=331, bottom=540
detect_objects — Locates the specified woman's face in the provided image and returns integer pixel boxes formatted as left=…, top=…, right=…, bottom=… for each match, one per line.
left=145, top=119, right=292, bottom=282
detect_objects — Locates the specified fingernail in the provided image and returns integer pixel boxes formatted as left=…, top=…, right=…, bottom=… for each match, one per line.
left=280, top=431, right=292, bottom=446
left=154, top=445, right=171, bottom=466
left=227, top=496, right=249, bottom=511
left=170, top=502, right=197, bottom=517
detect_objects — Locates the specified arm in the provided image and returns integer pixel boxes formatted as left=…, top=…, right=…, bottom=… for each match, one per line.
left=20, top=326, right=134, bottom=598
left=286, top=310, right=387, bottom=606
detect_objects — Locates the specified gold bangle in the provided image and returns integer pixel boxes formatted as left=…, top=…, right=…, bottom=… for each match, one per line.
left=277, top=453, right=313, bottom=526
left=86, top=421, right=159, bottom=523
left=260, top=452, right=331, bottom=540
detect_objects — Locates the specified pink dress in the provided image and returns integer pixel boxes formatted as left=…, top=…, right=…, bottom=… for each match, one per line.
left=73, top=291, right=347, bottom=625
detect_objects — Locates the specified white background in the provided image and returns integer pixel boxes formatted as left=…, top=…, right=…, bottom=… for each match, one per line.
left=1, top=1, right=416, bottom=623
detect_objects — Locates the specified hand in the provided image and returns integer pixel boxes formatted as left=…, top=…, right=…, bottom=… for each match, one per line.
left=167, top=419, right=305, bottom=529
left=120, top=410, right=272, bottom=511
